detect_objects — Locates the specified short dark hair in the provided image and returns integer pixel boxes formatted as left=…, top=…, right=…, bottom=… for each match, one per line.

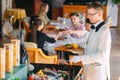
left=32, top=18, right=42, bottom=28
left=30, top=15, right=39, bottom=25
left=69, top=12, right=79, bottom=17
left=87, top=2, right=103, bottom=12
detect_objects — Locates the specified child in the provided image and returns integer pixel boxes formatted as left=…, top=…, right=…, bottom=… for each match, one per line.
left=27, top=18, right=58, bottom=55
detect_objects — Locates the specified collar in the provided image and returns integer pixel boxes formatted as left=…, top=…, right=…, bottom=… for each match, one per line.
left=93, top=20, right=104, bottom=28
left=91, top=20, right=105, bottom=32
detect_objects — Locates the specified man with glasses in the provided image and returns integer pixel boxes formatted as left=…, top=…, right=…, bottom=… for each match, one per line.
left=70, top=2, right=111, bottom=80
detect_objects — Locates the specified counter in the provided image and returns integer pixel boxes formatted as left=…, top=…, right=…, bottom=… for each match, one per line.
left=5, top=64, right=27, bottom=80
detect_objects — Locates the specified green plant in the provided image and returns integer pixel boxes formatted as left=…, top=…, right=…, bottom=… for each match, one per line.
left=112, top=0, right=120, bottom=4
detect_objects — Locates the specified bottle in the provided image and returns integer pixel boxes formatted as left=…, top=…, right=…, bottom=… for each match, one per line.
left=11, top=39, right=20, bottom=66
left=9, top=15, right=14, bottom=32
left=20, top=29, right=28, bottom=64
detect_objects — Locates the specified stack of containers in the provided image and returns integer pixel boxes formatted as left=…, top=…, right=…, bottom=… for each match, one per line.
left=0, top=39, right=21, bottom=79
left=0, top=48, right=5, bottom=79
left=4, top=43, right=13, bottom=72
left=11, top=39, right=20, bottom=66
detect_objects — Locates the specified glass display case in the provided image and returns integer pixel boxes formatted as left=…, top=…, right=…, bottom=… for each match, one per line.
left=31, top=63, right=82, bottom=80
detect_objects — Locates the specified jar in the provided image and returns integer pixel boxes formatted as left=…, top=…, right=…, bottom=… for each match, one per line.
left=0, top=48, right=5, bottom=79
left=11, top=39, right=20, bottom=66
left=4, top=43, right=13, bottom=72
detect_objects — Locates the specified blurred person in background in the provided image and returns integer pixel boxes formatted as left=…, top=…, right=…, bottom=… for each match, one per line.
left=27, top=18, right=59, bottom=55
left=38, top=3, right=51, bottom=27
left=59, top=12, right=87, bottom=39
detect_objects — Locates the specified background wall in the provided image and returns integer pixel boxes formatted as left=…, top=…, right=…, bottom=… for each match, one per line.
left=107, top=4, right=118, bottom=27
left=0, top=0, right=12, bottom=20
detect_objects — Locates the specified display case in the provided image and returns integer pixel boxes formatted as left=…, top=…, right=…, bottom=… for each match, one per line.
left=31, top=63, right=82, bottom=80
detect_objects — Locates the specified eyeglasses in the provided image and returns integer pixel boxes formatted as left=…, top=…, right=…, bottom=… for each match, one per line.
left=86, top=12, right=99, bottom=16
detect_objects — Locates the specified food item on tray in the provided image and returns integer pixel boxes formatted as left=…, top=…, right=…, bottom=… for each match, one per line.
left=44, top=67, right=57, bottom=72
left=34, top=67, right=69, bottom=80
left=65, top=43, right=72, bottom=49
left=71, top=43, right=78, bottom=49
left=36, top=70, right=45, bottom=77
left=65, top=43, right=79, bottom=49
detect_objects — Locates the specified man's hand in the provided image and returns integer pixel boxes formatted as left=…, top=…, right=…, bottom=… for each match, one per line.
left=69, top=56, right=81, bottom=63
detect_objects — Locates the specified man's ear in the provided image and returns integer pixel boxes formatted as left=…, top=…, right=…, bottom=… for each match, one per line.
left=99, top=12, right=103, bottom=17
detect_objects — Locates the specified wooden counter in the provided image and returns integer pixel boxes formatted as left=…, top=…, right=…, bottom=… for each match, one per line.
left=5, top=64, right=27, bottom=80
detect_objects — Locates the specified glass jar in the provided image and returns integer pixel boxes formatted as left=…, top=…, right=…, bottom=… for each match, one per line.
left=11, top=39, right=20, bottom=66
left=4, top=43, right=13, bottom=72
left=0, top=48, right=5, bottom=79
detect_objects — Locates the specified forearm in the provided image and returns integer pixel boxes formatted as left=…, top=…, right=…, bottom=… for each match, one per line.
left=70, top=30, right=86, bottom=37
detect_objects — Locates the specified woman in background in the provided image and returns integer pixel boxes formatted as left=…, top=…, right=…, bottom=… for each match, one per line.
left=27, top=18, right=58, bottom=55
left=38, top=3, right=50, bottom=27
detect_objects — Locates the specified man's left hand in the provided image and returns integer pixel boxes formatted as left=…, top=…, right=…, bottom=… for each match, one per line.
left=69, top=56, right=81, bottom=63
